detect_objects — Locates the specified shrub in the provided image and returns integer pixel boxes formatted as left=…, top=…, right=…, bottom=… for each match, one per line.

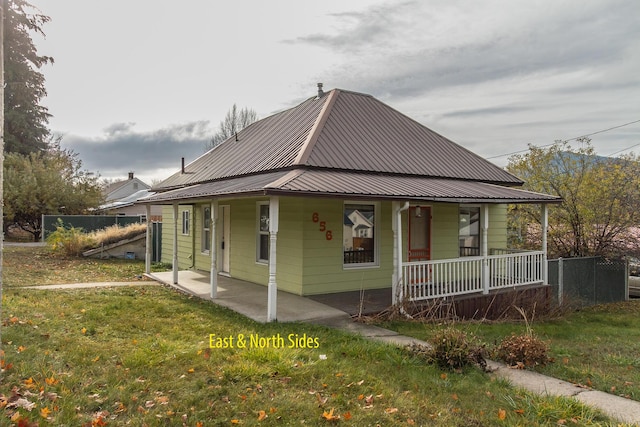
left=46, top=220, right=96, bottom=257
left=407, top=327, right=487, bottom=371
left=495, top=333, right=550, bottom=368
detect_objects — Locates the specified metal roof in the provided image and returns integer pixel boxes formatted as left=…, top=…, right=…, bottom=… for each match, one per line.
left=141, top=169, right=560, bottom=205
left=154, top=88, right=523, bottom=191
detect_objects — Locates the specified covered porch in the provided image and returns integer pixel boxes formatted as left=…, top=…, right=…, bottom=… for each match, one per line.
left=146, top=270, right=351, bottom=323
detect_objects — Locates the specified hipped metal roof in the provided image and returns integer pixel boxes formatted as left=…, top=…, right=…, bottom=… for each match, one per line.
left=144, top=88, right=560, bottom=205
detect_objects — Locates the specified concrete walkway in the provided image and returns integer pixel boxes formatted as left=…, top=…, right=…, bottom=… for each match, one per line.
left=24, top=271, right=640, bottom=425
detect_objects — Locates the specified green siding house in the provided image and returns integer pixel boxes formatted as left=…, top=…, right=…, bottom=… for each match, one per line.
left=140, top=85, right=559, bottom=321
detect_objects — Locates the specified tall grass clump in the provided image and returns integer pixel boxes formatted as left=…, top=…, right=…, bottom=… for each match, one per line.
left=46, top=221, right=147, bottom=257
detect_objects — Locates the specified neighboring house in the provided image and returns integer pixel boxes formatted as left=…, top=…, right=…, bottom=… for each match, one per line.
left=101, top=173, right=162, bottom=220
left=140, top=85, right=560, bottom=321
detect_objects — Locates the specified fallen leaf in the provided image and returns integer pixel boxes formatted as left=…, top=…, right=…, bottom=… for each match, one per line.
left=230, top=420, right=240, bottom=424
left=514, top=409, right=525, bottom=415
left=322, top=408, right=340, bottom=421
left=385, top=407, right=398, bottom=414
left=343, top=411, right=352, bottom=420
left=257, top=410, right=267, bottom=421
left=440, top=373, right=447, bottom=380
left=498, top=408, right=506, bottom=420
left=17, top=346, right=26, bottom=353
left=451, top=393, right=458, bottom=401
left=407, top=418, right=415, bottom=425
left=188, top=368, right=195, bottom=374
left=81, top=327, right=87, bottom=335
left=40, top=406, right=51, bottom=418
left=45, top=376, right=58, bottom=386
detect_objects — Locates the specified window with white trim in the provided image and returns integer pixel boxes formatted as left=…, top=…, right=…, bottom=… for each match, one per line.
left=182, top=210, right=190, bottom=235
left=202, top=205, right=211, bottom=252
left=257, top=202, right=270, bottom=263
left=343, top=202, right=377, bottom=266
left=459, top=206, right=480, bottom=256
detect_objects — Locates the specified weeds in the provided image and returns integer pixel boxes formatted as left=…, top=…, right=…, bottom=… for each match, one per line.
left=46, top=220, right=147, bottom=257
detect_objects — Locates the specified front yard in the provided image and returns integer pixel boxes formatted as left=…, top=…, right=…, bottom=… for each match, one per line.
left=0, top=246, right=630, bottom=425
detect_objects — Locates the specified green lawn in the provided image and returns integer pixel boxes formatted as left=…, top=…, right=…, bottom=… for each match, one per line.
left=2, top=246, right=165, bottom=287
left=0, top=246, right=626, bottom=425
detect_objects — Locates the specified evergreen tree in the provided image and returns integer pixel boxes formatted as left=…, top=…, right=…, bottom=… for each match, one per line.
left=3, top=0, right=53, bottom=154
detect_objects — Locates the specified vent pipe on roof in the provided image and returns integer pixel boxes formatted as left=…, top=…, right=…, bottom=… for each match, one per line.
left=316, top=82, right=324, bottom=99
left=181, top=157, right=185, bottom=174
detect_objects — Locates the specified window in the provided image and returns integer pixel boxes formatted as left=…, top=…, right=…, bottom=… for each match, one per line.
left=343, top=203, right=377, bottom=265
left=202, top=206, right=211, bottom=252
left=257, top=203, right=269, bottom=263
left=182, top=210, right=190, bottom=235
left=459, top=206, right=480, bottom=256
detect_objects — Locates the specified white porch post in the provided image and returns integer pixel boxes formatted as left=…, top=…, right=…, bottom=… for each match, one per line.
left=267, top=196, right=279, bottom=322
left=172, top=202, right=179, bottom=285
left=210, top=200, right=219, bottom=298
left=481, top=204, right=490, bottom=294
left=541, top=203, right=549, bottom=285
left=392, top=202, right=409, bottom=305
left=145, top=204, right=152, bottom=274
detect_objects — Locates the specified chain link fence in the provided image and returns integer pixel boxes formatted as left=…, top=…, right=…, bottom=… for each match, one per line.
left=548, top=257, right=628, bottom=308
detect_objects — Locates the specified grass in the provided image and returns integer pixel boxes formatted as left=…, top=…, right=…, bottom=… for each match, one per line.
left=2, top=246, right=168, bottom=287
left=0, top=247, right=624, bottom=425
left=382, top=300, right=640, bottom=402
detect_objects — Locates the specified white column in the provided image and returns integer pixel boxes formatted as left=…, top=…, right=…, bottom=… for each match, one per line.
left=210, top=200, right=219, bottom=298
left=172, top=203, right=179, bottom=285
left=393, top=202, right=409, bottom=305
left=145, top=204, right=152, bottom=274
left=481, top=204, right=490, bottom=294
left=541, top=203, right=549, bottom=285
left=267, top=196, right=279, bottom=322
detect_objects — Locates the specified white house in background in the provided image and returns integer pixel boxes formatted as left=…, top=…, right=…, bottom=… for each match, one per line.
left=101, top=173, right=162, bottom=220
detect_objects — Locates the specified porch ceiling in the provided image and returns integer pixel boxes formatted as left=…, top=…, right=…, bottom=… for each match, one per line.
left=139, top=169, right=561, bottom=204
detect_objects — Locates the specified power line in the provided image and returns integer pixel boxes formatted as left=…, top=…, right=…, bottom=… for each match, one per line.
left=605, top=142, right=640, bottom=157
left=485, top=119, right=640, bottom=160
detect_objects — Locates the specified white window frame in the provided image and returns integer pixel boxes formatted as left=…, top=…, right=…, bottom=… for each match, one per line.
left=202, top=205, right=211, bottom=253
left=182, top=210, right=190, bottom=235
left=343, top=201, right=379, bottom=268
left=256, top=202, right=270, bottom=264
left=459, top=204, right=481, bottom=257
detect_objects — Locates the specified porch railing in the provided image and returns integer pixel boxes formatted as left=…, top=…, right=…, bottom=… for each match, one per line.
left=402, top=250, right=545, bottom=302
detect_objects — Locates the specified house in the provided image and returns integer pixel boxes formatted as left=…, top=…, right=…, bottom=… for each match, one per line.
left=139, top=85, right=560, bottom=321
left=101, top=172, right=162, bottom=220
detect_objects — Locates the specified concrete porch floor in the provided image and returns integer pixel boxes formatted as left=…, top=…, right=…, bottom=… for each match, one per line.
left=146, top=270, right=389, bottom=323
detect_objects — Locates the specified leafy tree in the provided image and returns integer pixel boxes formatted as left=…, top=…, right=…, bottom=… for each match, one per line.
left=3, top=138, right=104, bottom=241
left=3, top=0, right=53, bottom=154
left=206, top=104, right=258, bottom=150
left=507, top=138, right=640, bottom=259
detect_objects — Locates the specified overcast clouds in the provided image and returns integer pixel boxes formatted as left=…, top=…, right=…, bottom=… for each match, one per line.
left=33, top=0, right=639, bottom=184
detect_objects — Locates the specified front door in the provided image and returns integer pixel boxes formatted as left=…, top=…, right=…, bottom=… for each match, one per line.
left=408, top=206, right=431, bottom=262
left=218, top=205, right=230, bottom=274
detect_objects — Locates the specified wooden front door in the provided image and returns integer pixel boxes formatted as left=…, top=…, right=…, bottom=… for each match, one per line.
left=408, top=206, right=431, bottom=262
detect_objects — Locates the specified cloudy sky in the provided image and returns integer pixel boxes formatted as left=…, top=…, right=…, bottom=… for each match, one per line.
left=33, top=0, right=639, bottom=185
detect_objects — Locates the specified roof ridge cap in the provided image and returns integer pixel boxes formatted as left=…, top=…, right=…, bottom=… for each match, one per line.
left=293, top=89, right=339, bottom=165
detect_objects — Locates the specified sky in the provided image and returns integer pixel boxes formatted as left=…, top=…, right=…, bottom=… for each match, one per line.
left=31, top=0, right=640, bottom=185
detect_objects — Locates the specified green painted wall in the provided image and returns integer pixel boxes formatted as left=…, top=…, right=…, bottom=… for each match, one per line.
left=488, top=204, right=508, bottom=250
left=160, top=204, right=194, bottom=269
left=300, top=199, right=394, bottom=295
